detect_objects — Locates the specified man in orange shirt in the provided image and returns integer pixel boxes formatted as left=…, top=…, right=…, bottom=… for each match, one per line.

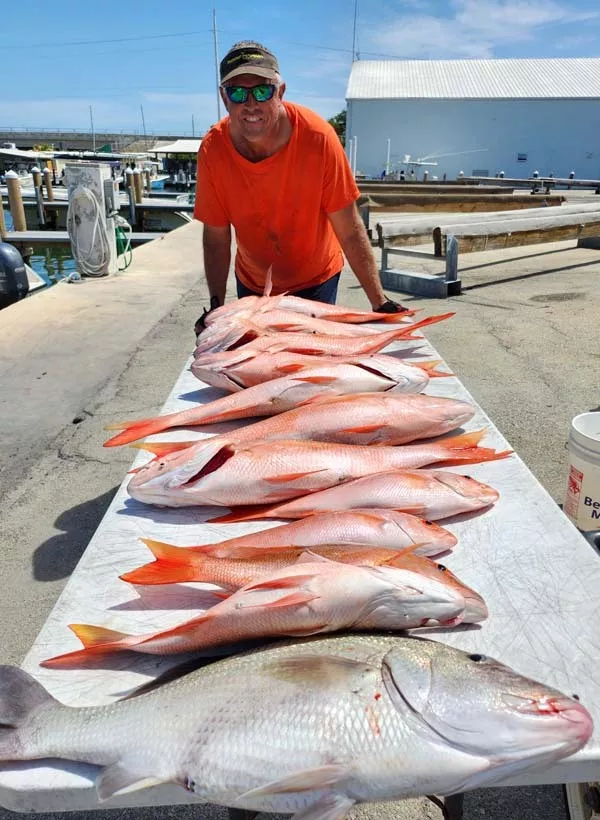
left=193, top=40, right=405, bottom=326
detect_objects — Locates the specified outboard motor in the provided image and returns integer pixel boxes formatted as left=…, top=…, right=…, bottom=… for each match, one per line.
left=0, top=242, right=30, bottom=309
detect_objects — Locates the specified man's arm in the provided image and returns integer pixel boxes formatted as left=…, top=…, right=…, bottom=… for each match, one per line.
left=328, top=203, right=387, bottom=309
left=203, top=223, right=232, bottom=307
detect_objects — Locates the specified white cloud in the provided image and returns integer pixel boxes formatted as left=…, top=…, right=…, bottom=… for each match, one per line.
left=364, top=0, right=600, bottom=58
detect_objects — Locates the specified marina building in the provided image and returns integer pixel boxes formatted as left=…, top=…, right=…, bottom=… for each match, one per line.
left=345, top=57, right=600, bottom=180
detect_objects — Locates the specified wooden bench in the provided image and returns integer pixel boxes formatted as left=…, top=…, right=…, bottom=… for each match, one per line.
left=378, top=206, right=600, bottom=297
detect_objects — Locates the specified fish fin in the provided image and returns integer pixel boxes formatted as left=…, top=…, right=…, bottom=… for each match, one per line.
left=211, top=590, right=231, bottom=600
left=433, top=430, right=513, bottom=467
left=293, top=550, right=337, bottom=565
left=263, top=264, right=273, bottom=298
left=394, top=312, right=455, bottom=339
left=374, top=310, right=416, bottom=322
left=96, top=763, right=166, bottom=802
left=291, top=794, right=355, bottom=820
left=120, top=539, right=202, bottom=585
left=103, top=416, right=176, bottom=447
left=258, top=590, right=320, bottom=609
left=263, top=469, right=328, bottom=484
left=40, top=625, right=137, bottom=668
left=239, top=764, right=348, bottom=799
left=341, top=423, right=384, bottom=435
left=245, top=573, right=318, bottom=591
left=0, top=666, right=57, bottom=758
left=293, top=375, right=338, bottom=384
left=129, top=441, right=196, bottom=457
left=278, top=363, right=308, bottom=374
left=208, top=504, right=278, bottom=523
left=265, top=654, right=375, bottom=686
left=417, top=360, right=452, bottom=377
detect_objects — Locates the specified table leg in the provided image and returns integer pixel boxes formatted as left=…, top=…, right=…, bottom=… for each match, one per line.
left=444, top=792, right=464, bottom=820
left=228, top=809, right=259, bottom=820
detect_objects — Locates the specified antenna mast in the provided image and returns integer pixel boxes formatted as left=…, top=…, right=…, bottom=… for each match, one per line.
left=213, top=7, right=222, bottom=120
left=352, top=0, right=359, bottom=60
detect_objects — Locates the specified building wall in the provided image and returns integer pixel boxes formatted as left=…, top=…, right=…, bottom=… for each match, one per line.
left=346, top=98, right=600, bottom=180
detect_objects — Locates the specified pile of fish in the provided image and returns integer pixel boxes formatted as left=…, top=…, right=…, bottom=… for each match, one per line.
left=0, top=291, right=592, bottom=813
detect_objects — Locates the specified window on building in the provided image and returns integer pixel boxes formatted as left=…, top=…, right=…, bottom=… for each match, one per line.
left=517, top=153, right=528, bottom=162
left=472, top=169, right=489, bottom=176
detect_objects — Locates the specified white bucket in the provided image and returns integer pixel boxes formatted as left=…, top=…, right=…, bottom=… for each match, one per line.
left=564, top=412, right=600, bottom=532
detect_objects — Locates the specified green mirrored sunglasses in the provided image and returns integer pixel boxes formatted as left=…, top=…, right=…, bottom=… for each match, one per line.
left=224, top=84, right=276, bottom=104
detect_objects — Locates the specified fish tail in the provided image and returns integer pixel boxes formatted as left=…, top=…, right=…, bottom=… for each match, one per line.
left=40, top=625, right=138, bottom=668
left=120, top=539, right=203, bottom=585
left=127, top=441, right=198, bottom=474
left=103, top=415, right=176, bottom=447
left=396, top=312, right=455, bottom=339
left=417, top=360, right=453, bottom=378
left=372, top=308, right=418, bottom=322
left=436, top=430, right=514, bottom=466
left=0, top=666, right=57, bottom=760
left=208, top=504, right=281, bottom=524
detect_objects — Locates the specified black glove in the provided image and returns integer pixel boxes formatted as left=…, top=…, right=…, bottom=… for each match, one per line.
left=374, top=298, right=407, bottom=314
left=194, top=295, right=221, bottom=336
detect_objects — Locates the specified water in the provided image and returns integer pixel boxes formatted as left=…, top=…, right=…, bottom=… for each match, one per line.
left=2, top=208, right=76, bottom=286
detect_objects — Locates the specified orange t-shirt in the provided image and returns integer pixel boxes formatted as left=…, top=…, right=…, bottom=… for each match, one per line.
left=193, top=102, right=360, bottom=294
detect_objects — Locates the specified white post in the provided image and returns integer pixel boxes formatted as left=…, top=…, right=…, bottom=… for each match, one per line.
left=352, top=136, right=358, bottom=176
left=385, top=138, right=391, bottom=175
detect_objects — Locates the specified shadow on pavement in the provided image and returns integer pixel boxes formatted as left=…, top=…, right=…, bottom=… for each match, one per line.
left=32, top=487, right=120, bottom=582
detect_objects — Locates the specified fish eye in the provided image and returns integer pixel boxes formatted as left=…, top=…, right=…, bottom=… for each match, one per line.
left=572, top=694, right=580, bottom=701
left=436, top=564, right=447, bottom=572
left=424, top=520, right=434, bottom=526
left=469, top=654, right=486, bottom=662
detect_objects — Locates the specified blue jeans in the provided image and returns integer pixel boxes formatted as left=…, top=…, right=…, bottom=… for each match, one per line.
left=235, top=273, right=341, bottom=305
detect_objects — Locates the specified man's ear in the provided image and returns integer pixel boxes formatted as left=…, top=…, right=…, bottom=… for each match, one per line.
left=219, top=87, right=229, bottom=109
left=278, top=82, right=286, bottom=100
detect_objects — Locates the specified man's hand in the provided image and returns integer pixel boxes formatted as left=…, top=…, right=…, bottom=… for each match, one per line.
left=374, top=298, right=408, bottom=314
left=194, top=295, right=221, bottom=336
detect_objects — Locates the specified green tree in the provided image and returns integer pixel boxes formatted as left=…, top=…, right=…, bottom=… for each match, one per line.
left=328, top=109, right=346, bottom=146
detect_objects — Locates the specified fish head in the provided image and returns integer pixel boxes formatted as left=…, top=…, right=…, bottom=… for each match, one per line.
left=368, top=511, right=458, bottom=552
left=383, top=638, right=592, bottom=780
left=382, top=554, right=487, bottom=624
left=431, top=471, right=500, bottom=508
left=127, top=437, right=233, bottom=505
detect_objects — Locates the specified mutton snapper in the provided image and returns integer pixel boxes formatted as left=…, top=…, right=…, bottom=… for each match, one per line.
left=42, top=557, right=488, bottom=665
left=0, top=634, right=591, bottom=812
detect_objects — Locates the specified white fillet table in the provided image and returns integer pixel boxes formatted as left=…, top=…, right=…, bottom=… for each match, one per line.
left=1, top=331, right=600, bottom=813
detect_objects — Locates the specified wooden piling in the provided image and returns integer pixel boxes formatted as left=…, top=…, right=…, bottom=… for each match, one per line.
left=0, top=187, right=7, bottom=240
left=5, top=171, right=27, bottom=232
left=144, top=170, right=152, bottom=193
left=132, top=169, right=143, bottom=204
left=31, top=166, right=43, bottom=191
left=43, top=167, right=54, bottom=201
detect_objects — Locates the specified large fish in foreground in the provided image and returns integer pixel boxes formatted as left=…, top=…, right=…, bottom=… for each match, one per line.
left=127, top=433, right=510, bottom=508
left=43, top=556, right=487, bottom=666
left=121, top=510, right=458, bottom=586
left=211, top=469, right=499, bottom=524
left=2, top=634, right=592, bottom=811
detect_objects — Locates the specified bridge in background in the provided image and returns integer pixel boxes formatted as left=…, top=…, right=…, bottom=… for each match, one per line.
left=0, top=129, right=190, bottom=153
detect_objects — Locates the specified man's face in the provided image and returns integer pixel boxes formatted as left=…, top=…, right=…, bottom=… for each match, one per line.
left=221, top=73, right=286, bottom=142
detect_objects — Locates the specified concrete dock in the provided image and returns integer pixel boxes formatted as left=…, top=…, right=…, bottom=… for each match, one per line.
left=0, top=219, right=599, bottom=820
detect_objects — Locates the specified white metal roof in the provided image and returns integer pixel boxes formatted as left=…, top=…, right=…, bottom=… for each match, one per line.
left=152, top=139, right=201, bottom=154
left=0, top=147, right=54, bottom=159
left=346, top=58, right=600, bottom=100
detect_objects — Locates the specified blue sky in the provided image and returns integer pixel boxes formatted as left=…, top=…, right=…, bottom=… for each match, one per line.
left=2, top=0, right=599, bottom=136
